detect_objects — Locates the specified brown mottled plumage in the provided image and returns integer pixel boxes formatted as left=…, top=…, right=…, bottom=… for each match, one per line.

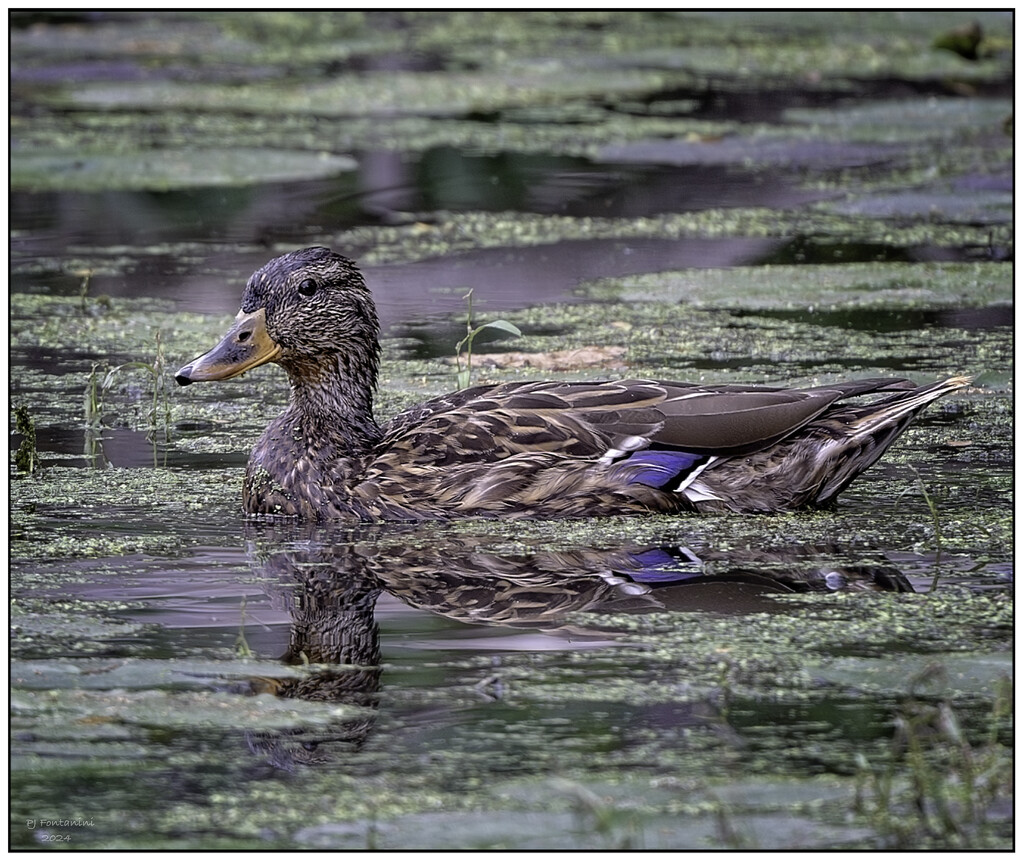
left=176, top=247, right=971, bottom=522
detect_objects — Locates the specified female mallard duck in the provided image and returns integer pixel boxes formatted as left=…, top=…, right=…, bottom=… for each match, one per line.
left=176, top=247, right=970, bottom=522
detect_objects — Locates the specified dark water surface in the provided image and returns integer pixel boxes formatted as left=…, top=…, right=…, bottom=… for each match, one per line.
left=10, top=10, right=1012, bottom=851
left=9, top=150, right=1001, bottom=322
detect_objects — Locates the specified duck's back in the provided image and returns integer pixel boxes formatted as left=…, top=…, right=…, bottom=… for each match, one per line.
left=350, top=376, right=961, bottom=519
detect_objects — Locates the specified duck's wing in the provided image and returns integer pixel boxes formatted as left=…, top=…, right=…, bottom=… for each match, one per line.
left=375, top=377, right=919, bottom=464
left=649, top=376, right=918, bottom=456
left=377, top=380, right=665, bottom=462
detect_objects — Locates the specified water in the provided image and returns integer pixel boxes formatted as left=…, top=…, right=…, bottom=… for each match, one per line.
left=9, top=10, right=1013, bottom=851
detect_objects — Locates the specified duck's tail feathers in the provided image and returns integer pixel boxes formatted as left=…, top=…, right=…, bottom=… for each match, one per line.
left=812, top=374, right=972, bottom=505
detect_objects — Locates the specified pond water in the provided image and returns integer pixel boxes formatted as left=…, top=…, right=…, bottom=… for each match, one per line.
left=9, top=10, right=1013, bottom=851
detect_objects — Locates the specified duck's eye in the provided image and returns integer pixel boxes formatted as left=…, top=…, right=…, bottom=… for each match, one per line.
left=297, top=278, right=319, bottom=297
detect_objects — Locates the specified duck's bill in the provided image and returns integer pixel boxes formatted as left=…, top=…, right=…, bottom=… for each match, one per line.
left=175, top=308, right=282, bottom=385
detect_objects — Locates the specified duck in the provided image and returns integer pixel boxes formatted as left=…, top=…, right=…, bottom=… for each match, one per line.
left=175, top=246, right=971, bottom=522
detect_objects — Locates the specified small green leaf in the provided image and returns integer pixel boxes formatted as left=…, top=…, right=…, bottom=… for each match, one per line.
left=475, top=320, right=522, bottom=338
left=103, top=361, right=155, bottom=391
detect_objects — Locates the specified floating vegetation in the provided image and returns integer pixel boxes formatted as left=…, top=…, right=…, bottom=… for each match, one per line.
left=12, top=148, right=358, bottom=193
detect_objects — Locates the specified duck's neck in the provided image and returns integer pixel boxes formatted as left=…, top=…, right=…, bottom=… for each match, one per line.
left=284, top=352, right=382, bottom=453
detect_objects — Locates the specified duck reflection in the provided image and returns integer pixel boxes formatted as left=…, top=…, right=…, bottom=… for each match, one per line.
left=239, top=523, right=912, bottom=769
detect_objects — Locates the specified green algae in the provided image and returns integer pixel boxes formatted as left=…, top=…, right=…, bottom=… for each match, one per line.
left=9, top=213, right=1012, bottom=303
left=13, top=148, right=357, bottom=193
left=14, top=10, right=1012, bottom=88
left=14, top=575, right=1010, bottom=850
left=10, top=293, right=258, bottom=436
left=11, top=656, right=317, bottom=690
left=11, top=11, right=1011, bottom=196
left=785, top=97, right=1012, bottom=146
left=493, top=591, right=1012, bottom=710
left=54, top=65, right=678, bottom=119
left=10, top=554, right=1012, bottom=851
left=328, top=210, right=1011, bottom=274
left=9, top=466, right=242, bottom=572
left=291, top=799, right=874, bottom=850
left=584, top=262, right=1011, bottom=311
left=12, top=685, right=365, bottom=733
left=11, top=597, right=152, bottom=659
left=808, top=651, right=1012, bottom=696
left=9, top=96, right=737, bottom=167
left=457, top=296, right=1013, bottom=402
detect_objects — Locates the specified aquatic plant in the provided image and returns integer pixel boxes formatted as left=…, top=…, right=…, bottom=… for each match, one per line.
left=235, top=597, right=254, bottom=658
left=12, top=404, right=38, bottom=475
left=900, top=466, right=945, bottom=591
left=86, top=331, right=171, bottom=440
left=84, top=363, right=102, bottom=427
left=557, top=777, right=647, bottom=850
left=454, top=288, right=521, bottom=389
left=852, top=663, right=1012, bottom=848
left=77, top=269, right=93, bottom=312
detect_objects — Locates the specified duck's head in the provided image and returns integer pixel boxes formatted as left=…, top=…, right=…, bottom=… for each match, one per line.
left=176, top=247, right=380, bottom=388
